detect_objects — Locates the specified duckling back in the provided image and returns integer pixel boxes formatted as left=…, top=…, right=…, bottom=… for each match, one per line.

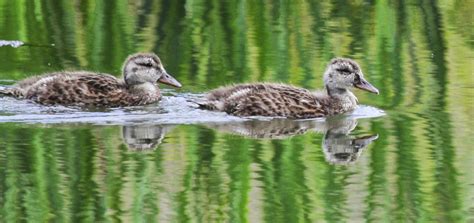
left=1, top=72, right=161, bottom=107
left=200, top=83, right=331, bottom=118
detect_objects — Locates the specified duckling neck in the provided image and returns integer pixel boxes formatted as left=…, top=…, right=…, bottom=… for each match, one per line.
left=129, top=82, right=159, bottom=96
left=326, top=86, right=348, bottom=96
left=325, top=85, right=358, bottom=113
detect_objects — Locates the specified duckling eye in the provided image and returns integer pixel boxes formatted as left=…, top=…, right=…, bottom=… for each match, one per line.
left=354, top=74, right=361, bottom=83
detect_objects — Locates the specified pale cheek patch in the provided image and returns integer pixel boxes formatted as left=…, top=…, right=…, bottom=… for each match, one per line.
left=334, top=75, right=354, bottom=88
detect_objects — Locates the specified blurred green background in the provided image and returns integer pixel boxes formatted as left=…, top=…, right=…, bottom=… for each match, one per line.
left=0, top=0, right=472, bottom=222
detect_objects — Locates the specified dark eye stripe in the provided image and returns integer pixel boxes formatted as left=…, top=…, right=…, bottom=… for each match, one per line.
left=138, top=62, right=154, bottom=67
left=336, top=68, right=351, bottom=73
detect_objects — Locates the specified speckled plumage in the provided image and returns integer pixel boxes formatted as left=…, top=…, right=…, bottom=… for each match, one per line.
left=199, top=58, right=379, bottom=118
left=0, top=53, right=182, bottom=107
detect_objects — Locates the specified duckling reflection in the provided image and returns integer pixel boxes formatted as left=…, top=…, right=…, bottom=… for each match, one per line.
left=202, top=119, right=316, bottom=139
left=321, top=118, right=378, bottom=165
left=121, top=124, right=175, bottom=151
left=203, top=118, right=378, bottom=164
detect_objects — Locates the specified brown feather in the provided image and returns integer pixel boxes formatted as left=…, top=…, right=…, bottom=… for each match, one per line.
left=202, top=83, right=329, bottom=118
left=199, top=58, right=379, bottom=118
left=12, top=72, right=157, bottom=107
left=0, top=53, right=181, bottom=107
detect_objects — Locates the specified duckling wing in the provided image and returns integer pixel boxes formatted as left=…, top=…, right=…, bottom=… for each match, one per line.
left=23, top=72, right=126, bottom=106
left=203, top=84, right=328, bottom=118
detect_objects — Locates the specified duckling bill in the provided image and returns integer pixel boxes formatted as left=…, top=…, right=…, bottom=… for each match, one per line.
left=0, top=53, right=182, bottom=107
left=199, top=58, right=379, bottom=118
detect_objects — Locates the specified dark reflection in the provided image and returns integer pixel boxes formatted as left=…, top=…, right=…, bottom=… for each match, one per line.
left=201, top=119, right=315, bottom=139
left=322, top=119, right=378, bottom=164
left=121, top=124, right=175, bottom=151
left=203, top=117, right=378, bottom=164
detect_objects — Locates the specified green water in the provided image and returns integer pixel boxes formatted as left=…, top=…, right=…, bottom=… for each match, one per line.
left=0, top=1, right=473, bottom=222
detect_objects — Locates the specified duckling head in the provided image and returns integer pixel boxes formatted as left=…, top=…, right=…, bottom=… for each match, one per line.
left=323, top=58, right=379, bottom=95
left=122, top=53, right=182, bottom=88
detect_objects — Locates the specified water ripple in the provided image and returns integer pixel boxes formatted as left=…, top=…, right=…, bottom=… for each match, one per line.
left=0, top=93, right=384, bottom=124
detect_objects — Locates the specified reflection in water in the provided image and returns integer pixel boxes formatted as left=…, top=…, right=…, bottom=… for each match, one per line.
left=201, top=119, right=315, bottom=139
left=0, top=0, right=472, bottom=222
left=202, top=117, right=378, bottom=164
left=323, top=127, right=378, bottom=164
left=0, top=40, right=24, bottom=48
left=319, top=118, right=378, bottom=164
left=122, top=118, right=378, bottom=164
left=122, top=124, right=175, bottom=151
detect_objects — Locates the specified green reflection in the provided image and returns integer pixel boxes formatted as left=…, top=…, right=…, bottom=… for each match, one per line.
left=0, top=0, right=472, bottom=222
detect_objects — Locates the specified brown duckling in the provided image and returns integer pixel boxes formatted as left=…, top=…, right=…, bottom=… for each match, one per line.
left=198, top=58, right=379, bottom=118
left=0, top=53, right=182, bottom=107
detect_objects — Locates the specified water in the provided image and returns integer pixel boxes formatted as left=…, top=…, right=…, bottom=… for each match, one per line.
left=0, top=1, right=473, bottom=222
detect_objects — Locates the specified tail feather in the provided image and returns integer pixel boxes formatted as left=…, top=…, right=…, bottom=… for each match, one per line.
left=197, top=102, right=218, bottom=110
left=186, top=99, right=218, bottom=110
left=0, top=86, right=22, bottom=97
left=0, top=86, right=10, bottom=95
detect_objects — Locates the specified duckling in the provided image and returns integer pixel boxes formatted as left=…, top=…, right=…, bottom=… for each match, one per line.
left=198, top=58, right=379, bottom=118
left=0, top=53, right=182, bottom=107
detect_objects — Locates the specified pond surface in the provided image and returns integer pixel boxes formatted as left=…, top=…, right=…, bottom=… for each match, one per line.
left=0, top=1, right=472, bottom=222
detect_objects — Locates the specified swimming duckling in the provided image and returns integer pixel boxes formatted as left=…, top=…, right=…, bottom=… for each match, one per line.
left=0, top=53, right=182, bottom=107
left=198, top=58, right=379, bottom=118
